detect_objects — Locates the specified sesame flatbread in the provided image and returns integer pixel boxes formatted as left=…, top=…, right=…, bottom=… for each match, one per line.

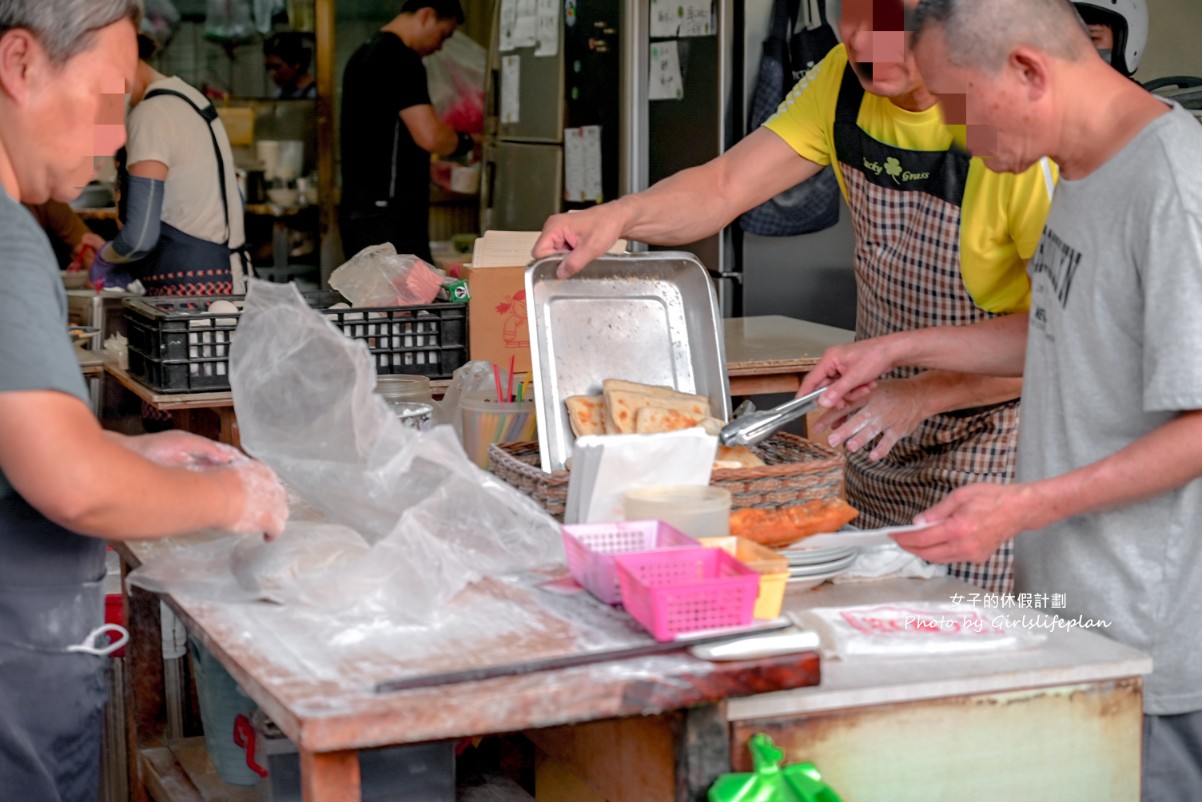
left=565, top=394, right=608, bottom=437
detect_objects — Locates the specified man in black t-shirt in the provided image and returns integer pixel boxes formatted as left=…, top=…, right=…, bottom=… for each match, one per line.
left=339, top=0, right=474, bottom=263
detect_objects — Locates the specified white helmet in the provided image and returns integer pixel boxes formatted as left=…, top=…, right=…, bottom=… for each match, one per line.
left=1073, top=0, right=1148, bottom=77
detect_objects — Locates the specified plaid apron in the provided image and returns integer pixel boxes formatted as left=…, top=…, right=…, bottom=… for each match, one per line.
left=831, top=67, right=1018, bottom=593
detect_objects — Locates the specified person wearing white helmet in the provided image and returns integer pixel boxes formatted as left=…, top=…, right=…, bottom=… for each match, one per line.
left=1072, top=0, right=1147, bottom=77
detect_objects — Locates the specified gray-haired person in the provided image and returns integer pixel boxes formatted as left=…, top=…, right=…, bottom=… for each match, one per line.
left=799, top=0, right=1202, bottom=796
left=0, top=3, right=288, bottom=798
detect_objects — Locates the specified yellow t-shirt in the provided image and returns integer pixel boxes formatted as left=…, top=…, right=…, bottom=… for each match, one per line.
left=765, top=45, right=1056, bottom=314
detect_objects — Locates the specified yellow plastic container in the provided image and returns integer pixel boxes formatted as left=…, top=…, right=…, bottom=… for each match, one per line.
left=700, top=536, right=790, bottom=620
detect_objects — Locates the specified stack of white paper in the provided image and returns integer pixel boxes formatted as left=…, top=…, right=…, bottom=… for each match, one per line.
left=565, top=429, right=717, bottom=524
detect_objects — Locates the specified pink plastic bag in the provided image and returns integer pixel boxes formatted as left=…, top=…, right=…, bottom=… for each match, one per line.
left=329, top=244, right=443, bottom=307
left=424, top=34, right=486, bottom=134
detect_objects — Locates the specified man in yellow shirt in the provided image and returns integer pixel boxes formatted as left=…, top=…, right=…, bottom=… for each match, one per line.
left=534, top=0, right=1054, bottom=593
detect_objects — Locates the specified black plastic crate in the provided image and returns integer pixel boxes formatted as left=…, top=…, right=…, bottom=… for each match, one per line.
left=123, top=292, right=467, bottom=393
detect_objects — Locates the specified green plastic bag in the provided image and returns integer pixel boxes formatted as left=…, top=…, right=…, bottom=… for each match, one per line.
left=708, top=733, right=843, bottom=802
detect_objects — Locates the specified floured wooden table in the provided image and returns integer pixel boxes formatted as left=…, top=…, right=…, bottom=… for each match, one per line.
left=114, top=537, right=820, bottom=802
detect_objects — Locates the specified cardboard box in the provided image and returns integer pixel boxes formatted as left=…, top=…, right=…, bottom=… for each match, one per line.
left=462, top=262, right=531, bottom=374
left=464, top=230, right=625, bottom=374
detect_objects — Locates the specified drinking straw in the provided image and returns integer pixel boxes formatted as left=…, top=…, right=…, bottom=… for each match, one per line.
left=493, top=364, right=504, bottom=403
left=506, top=355, right=516, bottom=403
left=516, top=375, right=526, bottom=402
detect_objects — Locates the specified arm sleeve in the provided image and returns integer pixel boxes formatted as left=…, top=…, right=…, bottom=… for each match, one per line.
left=125, top=101, right=175, bottom=169
left=0, top=207, right=90, bottom=404
left=37, top=201, right=90, bottom=250
left=105, top=175, right=165, bottom=263
left=364, top=41, right=430, bottom=113
left=762, top=45, right=845, bottom=167
left=394, top=54, right=432, bottom=112
left=1142, top=177, right=1202, bottom=412
left=1008, top=157, right=1058, bottom=261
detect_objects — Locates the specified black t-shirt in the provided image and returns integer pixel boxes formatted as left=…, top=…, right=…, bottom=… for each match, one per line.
left=340, top=32, right=432, bottom=210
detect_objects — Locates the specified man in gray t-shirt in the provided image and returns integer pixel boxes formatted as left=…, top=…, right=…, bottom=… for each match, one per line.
left=797, top=0, right=1202, bottom=795
left=1017, top=106, right=1202, bottom=717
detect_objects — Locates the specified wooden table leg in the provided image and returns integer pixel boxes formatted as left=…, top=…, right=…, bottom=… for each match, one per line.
left=121, top=579, right=167, bottom=802
left=301, top=749, right=361, bottom=802
left=216, top=408, right=242, bottom=451
left=171, top=408, right=193, bottom=434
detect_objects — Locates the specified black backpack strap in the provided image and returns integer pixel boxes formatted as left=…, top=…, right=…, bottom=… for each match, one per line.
left=769, top=0, right=793, bottom=43
left=142, top=88, right=233, bottom=248
left=815, top=0, right=831, bottom=29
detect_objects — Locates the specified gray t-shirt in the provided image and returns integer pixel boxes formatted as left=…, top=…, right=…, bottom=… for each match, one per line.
left=0, top=188, right=91, bottom=499
left=1016, top=105, right=1202, bottom=714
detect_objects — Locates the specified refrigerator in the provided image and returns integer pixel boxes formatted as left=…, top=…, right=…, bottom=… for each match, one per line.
left=482, top=0, right=857, bottom=330
left=480, top=0, right=626, bottom=232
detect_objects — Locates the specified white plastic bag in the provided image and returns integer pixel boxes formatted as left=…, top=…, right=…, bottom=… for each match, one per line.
left=424, top=34, right=486, bottom=134
left=205, top=0, right=254, bottom=43
left=134, top=280, right=562, bottom=622
left=329, top=243, right=444, bottom=307
left=799, top=601, right=1047, bottom=660
left=431, top=359, right=505, bottom=432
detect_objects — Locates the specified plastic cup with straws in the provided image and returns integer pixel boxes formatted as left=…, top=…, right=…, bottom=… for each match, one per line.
left=460, top=361, right=537, bottom=469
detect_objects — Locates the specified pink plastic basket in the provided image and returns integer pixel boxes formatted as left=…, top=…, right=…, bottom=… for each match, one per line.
left=613, top=548, right=760, bottom=641
left=561, top=520, right=699, bottom=604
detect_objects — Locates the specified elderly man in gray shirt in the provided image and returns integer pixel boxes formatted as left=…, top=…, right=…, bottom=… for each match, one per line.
left=797, top=0, right=1202, bottom=797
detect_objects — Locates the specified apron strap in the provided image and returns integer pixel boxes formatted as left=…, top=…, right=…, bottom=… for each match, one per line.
left=834, top=63, right=866, bottom=128
left=143, top=88, right=234, bottom=249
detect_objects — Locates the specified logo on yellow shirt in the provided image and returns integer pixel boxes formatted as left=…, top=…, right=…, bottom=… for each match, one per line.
left=862, top=156, right=931, bottom=184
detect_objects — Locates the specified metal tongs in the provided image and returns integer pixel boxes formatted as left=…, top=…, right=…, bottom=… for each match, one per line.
left=717, top=387, right=827, bottom=447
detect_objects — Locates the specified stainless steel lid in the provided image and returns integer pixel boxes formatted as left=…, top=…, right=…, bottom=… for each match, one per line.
left=526, top=251, right=731, bottom=472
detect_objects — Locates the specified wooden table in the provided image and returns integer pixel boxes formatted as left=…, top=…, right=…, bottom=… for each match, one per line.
left=106, top=360, right=450, bottom=451
left=105, top=360, right=242, bottom=449
left=723, top=316, right=854, bottom=397
left=116, top=538, right=821, bottom=802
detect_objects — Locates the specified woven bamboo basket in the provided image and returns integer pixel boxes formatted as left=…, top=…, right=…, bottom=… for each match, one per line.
left=488, top=432, right=845, bottom=522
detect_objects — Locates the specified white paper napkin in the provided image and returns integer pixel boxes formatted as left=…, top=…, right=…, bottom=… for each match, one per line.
left=832, top=542, right=947, bottom=583
left=565, top=429, right=717, bottom=524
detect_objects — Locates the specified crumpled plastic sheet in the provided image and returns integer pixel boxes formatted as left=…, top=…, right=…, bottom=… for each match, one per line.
left=329, top=243, right=444, bottom=307
left=431, top=359, right=503, bottom=433
left=799, top=601, right=1048, bottom=660
left=128, top=280, right=561, bottom=623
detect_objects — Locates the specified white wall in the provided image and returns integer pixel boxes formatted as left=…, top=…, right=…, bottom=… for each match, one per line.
left=1139, top=0, right=1202, bottom=81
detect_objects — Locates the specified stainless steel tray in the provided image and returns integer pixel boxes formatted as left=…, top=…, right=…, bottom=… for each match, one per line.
left=526, top=251, right=731, bottom=472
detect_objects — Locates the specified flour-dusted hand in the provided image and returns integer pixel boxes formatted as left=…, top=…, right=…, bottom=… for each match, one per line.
left=119, top=430, right=243, bottom=469
left=532, top=200, right=631, bottom=279
left=226, top=459, right=289, bottom=540
left=811, top=378, right=929, bottom=459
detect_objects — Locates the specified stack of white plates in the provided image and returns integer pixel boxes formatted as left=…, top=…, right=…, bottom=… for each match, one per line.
left=777, top=544, right=859, bottom=589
